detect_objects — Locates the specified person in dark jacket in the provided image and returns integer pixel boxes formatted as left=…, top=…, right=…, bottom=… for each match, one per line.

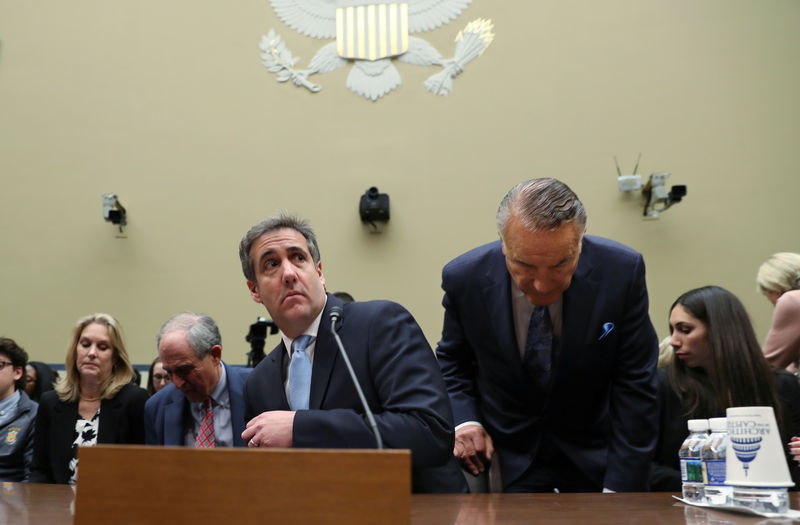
left=24, top=361, right=57, bottom=403
left=0, top=338, right=37, bottom=481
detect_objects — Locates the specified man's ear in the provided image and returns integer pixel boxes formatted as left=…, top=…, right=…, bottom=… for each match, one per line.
left=317, top=261, right=326, bottom=288
left=209, top=345, right=222, bottom=364
left=247, top=281, right=263, bottom=304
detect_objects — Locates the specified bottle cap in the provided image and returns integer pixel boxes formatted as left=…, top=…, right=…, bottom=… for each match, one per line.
left=688, top=419, right=709, bottom=432
left=709, top=417, right=727, bottom=432
left=726, top=406, right=794, bottom=488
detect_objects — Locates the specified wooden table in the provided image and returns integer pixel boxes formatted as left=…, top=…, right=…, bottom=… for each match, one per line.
left=4, top=482, right=798, bottom=524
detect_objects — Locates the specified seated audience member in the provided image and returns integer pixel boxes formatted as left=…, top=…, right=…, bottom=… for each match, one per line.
left=145, top=312, right=251, bottom=447
left=145, top=356, right=171, bottom=396
left=238, top=214, right=466, bottom=493
left=756, top=252, right=800, bottom=371
left=0, top=338, right=37, bottom=481
left=130, top=368, right=142, bottom=387
left=24, top=362, right=57, bottom=403
left=29, top=314, right=148, bottom=484
left=650, top=286, right=800, bottom=491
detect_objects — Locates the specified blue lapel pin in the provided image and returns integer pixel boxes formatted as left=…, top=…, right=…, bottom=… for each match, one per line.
left=598, top=322, right=615, bottom=341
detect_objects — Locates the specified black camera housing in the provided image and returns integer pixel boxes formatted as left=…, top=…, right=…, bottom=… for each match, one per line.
left=359, top=187, right=390, bottom=223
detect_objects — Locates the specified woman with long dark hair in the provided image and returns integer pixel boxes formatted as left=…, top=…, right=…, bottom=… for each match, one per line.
left=650, top=286, right=800, bottom=491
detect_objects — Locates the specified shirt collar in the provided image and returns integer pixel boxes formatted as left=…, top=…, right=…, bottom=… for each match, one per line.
left=280, top=295, right=327, bottom=357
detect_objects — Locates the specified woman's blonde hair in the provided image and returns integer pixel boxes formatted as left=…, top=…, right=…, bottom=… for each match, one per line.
left=757, top=252, right=800, bottom=294
left=55, top=313, right=134, bottom=402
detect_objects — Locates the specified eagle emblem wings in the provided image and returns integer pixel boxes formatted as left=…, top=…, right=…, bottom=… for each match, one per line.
left=259, top=0, right=494, bottom=100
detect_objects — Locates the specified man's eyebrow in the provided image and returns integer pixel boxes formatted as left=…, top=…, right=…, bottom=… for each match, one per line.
left=286, top=245, right=311, bottom=257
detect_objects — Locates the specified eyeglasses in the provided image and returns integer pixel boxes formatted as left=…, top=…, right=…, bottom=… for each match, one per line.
left=0, top=360, right=16, bottom=371
left=152, top=373, right=171, bottom=382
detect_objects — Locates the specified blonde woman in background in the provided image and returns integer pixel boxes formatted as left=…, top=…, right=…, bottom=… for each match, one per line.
left=757, top=252, right=800, bottom=372
left=29, top=313, right=148, bottom=484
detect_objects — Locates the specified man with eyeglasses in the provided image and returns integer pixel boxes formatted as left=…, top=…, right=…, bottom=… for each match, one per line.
left=144, top=312, right=251, bottom=448
left=0, top=337, right=37, bottom=481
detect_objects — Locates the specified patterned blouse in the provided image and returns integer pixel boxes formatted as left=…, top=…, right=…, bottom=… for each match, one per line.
left=68, top=409, right=100, bottom=485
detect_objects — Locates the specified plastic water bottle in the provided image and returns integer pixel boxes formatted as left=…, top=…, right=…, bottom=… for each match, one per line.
left=680, top=419, right=709, bottom=503
left=702, top=417, right=732, bottom=505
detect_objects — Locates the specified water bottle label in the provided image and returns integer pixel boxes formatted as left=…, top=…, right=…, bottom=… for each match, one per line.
left=685, top=459, right=703, bottom=482
left=704, top=459, right=726, bottom=486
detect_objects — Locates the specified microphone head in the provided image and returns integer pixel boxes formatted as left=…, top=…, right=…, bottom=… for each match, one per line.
left=329, top=306, right=343, bottom=323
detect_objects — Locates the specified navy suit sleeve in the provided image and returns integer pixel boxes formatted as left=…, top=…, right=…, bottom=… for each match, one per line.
left=292, top=301, right=455, bottom=468
left=603, top=253, right=659, bottom=491
left=436, top=261, right=482, bottom=425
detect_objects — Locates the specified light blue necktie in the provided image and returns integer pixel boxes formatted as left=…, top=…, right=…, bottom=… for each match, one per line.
left=288, top=335, right=313, bottom=410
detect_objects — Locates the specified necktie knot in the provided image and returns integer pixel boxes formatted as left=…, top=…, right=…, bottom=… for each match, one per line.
left=292, top=335, right=313, bottom=354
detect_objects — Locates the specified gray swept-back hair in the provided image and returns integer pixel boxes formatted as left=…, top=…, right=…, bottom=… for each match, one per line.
left=157, top=312, right=221, bottom=359
left=496, top=178, right=587, bottom=236
left=239, top=213, right=321, bottom=283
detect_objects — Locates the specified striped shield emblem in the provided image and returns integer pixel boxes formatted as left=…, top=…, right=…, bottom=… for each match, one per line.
left=336, top=3, right=409, bottom=61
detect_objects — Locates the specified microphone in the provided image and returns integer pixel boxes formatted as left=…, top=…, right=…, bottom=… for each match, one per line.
left=329, top=306, right=384, bottom=449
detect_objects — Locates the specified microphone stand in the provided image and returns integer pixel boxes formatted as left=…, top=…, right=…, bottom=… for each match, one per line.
left=330, top=308, right=384, bottom=449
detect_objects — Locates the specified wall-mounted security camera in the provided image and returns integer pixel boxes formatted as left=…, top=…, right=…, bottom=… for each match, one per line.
left=102, top=194, right=127, bottom=232
left=359, top=186, right=390, bottom=232
left=642, top=173, right=687, bottom=219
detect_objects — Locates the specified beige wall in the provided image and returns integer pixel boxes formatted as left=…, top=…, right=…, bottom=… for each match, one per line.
left=1, top=1, right=798, bottom=366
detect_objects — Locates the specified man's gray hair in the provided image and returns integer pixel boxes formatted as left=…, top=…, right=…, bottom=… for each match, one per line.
left=239, top=213, right=321, bottom=283
left=496, top=178, right=587, bottom=236
left=157, top=312, right=222, bottom=359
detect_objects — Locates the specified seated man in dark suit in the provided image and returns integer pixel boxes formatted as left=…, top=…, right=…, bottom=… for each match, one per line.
left=145, top=312, right=251, bottom=447
left=437, top=178, right=659, bottom=492
left=238, top=214, right=465, bottom=493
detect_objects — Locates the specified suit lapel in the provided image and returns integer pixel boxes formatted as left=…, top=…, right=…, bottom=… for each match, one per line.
left=560, top=241, right=600, bottom=361
left=163, top=388, right=188, bottom=445
left=309, top=296, right=340, bottom=409
left=267, top=341, right=291, bottom=410
left=484, top=248, right=521, bottom=366
left=98, top=389, right=124, bottom=443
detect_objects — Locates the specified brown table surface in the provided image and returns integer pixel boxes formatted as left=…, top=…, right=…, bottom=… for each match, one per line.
left=4, top=482, right=800, bottom=524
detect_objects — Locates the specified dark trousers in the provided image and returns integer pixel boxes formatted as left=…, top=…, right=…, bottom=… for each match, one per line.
left=504, top=437, right=601, bottom=493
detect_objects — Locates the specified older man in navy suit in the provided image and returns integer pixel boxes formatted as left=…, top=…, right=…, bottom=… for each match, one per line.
left=238, top=214, right=465, bottom=493
left=436, top=178, right=659, bottom=493
left=145, top=312, right=251, bottom=448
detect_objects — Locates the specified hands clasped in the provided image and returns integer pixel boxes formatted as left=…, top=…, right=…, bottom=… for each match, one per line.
left=242, top=410, right=295, bottom=449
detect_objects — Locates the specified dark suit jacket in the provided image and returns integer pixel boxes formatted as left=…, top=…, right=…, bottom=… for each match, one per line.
left=29, top=383, right=148, bottom=484
left=244, top=294, right=465, bottom=492
left=144, top=362, right=251, bottom=447
left=436, top=236, right=659, bottom=491
left=650, top=367, right=800, bottom=491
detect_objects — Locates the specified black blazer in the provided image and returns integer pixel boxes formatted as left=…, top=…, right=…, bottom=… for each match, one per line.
left=29, top=383, right=148, bottom=484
